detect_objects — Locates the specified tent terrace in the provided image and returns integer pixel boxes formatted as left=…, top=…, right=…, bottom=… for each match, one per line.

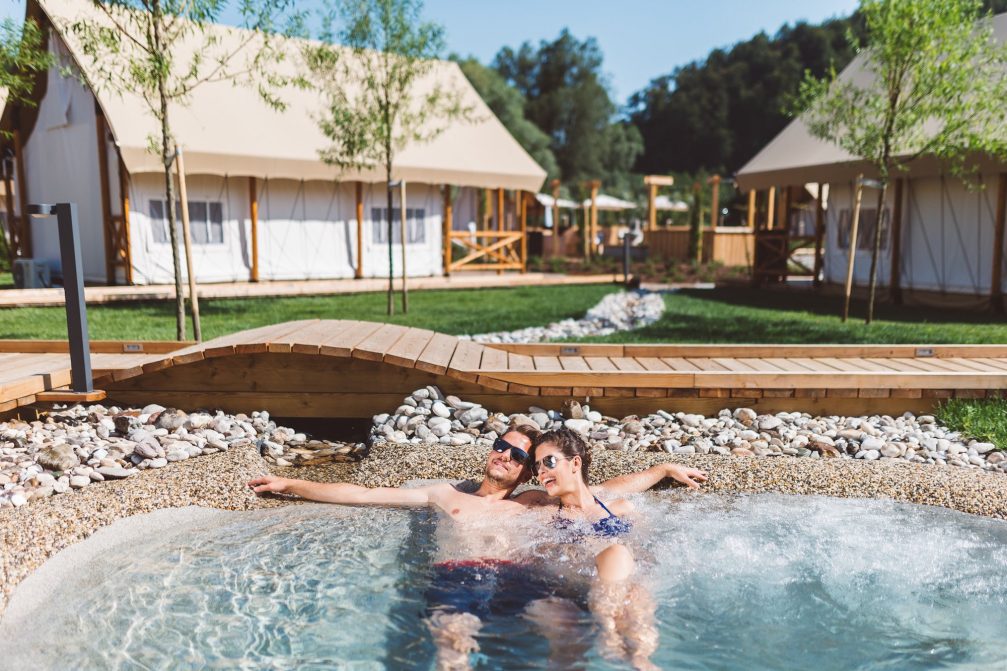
left=0, top=0, right=546, bottom=286
left=735, top=13, right=1007, bottom=307
left=2, top=321, right=1007, bottom=418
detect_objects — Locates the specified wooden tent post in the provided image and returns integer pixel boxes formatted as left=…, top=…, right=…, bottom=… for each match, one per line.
left=992, top=173, right=1007, bottom=313
left=400, top=180, right=408, bottom=312
left=442, top=185, right=452, bottom=276
left=118, top=158, right=133, bottom=284
left=551, top=179, right=561, bottom=256
left=174, top=147, right=201, bottom=341
left=776, top=185, right=790, bottom=230
left=248, top=177, right=259, bottom=282
left=766, top=187, right=776, bottom=230
left=587, top=180, right=600, bottom=258
left=813, top=183, right=826, bottom=288
left=747, top=190, right=756, bottom=229
left=355, top=182, right=364, bottom=279
left=842, top=175, right=865, bottom=322
left=519, top=190, right=528, bottom=273
left=2, top=168, right=14, bottom=267
left=708, top=175, right=721, bottom=229
left=648, top=182, right=657, bottom=231
left=889, top=178, right=904, bottom=304
left=496, top=187, right=505, bottom=274
left=13, top=129, right=30, bottom=257
left=95, top=109, right=115, bottom=285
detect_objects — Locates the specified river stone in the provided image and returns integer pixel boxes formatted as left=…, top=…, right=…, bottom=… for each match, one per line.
left=988, top=451, right=1006, bottom=465
left=564, top=419, right=592, bottom=435
left=36, top=444, right=79, bottom=472
left=432, top=402, right=451, bottom=418
left=861, top=436, right=885, bottom=452
left=155, top=408, right=188, bottom=431
left=68, top=474, right=91, bottom=488
left=133, top=440, right=159, bottom=460
left=862, top=449, right=881, bottom=461
left=973, top=442, right=996, bottom=454
left=509, top=414, right=540, bottom=431
left=880, top=443, right=903, bottom=458
left=97, top=466, right=137, bottom=479
left=148, top=457, right=168, bottom=468
left=733, top=408, right=757, bottom=425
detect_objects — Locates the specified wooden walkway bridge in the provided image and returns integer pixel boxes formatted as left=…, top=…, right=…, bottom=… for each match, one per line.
left=2, top=320, right=1006, bottom=417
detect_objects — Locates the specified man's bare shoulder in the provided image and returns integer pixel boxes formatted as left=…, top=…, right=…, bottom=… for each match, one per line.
left=512, top=489, right=556, bottom=506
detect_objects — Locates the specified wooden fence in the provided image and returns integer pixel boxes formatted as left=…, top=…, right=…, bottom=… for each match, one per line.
left=645, top=226, right=755, bottom=268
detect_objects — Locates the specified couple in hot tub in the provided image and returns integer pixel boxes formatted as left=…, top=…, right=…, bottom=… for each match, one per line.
left=248, top=425, right=707, bottom=670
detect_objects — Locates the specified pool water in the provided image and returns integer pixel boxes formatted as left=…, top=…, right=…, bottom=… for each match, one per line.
left=3, top=494, right=1007, bottom=670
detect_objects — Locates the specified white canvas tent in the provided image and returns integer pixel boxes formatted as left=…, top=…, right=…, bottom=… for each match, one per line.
left=735, top=12, right=1007, bottom=305
left=3, top=0, right=546, bottom=285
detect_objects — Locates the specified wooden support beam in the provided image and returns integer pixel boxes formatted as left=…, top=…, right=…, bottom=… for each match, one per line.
left=813, top=183, right=826, bottom=288
left=551, top=179, right=561, bottom=257
left=708, top=175, right=720, bottom=229
left=586, top=180, right=601, bottom=259
left=3, top=163, right=15, bottom=267
left=249, top=177, right=259, bottom=282
left=992, top=173, right=1007, bottom=313
left=13, top=128, right=30, bottom=257
left=766, top=187, right=775, bottom=230
left=356, top=181, right=364, bottom=279
left=648, top=183, right=658, bottom=231
left=746, top=189, right=756, bottom=229
left=117, top=158, right=133, bottom=285
left=519, top=190, right=528, bottom=273
left=776, top=185, right=789, bottom=231
left=496, top=187, right=505, bottom=274
left=889, top=178, right=904, bottom=304
left=95, top=108, right=115, bottom=285
left=442, top=185, right=452, bottom=276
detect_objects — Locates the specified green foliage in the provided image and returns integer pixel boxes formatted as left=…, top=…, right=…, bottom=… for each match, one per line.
left=0, top=17, right=54, bottom=113
left=794, top=0, right=1007, bottom=181
left=493, top=30, right=642, bottom=191
left=454, top=56, right=558, bottom=179
left=0, top=284, right=617, bottom=340
left=936, top=398, right=1007, bottom=450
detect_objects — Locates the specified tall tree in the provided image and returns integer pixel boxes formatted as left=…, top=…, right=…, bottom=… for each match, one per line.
left=493, top=30, right=641, bottom=191
left=795, top=0, right=1007, bottom=322
left=453, top=56, right=558, bottom=180
left=68, top=0, right=299, bottom=340
left=306, top=0, right=470, bottom=315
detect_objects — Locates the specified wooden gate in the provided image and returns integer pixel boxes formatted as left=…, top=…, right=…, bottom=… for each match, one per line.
left=447, top=230, right=524, bottom=272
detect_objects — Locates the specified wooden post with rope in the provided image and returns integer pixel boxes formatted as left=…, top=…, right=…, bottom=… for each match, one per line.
left=400, top=180, right=408, bottom=313
left=842, top=175, right=865, bottom=323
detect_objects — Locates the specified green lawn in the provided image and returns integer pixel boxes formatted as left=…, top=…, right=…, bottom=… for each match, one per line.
left=579, top=287, right=1007, bottom=344
left=0, top=284, right=618, bottom=340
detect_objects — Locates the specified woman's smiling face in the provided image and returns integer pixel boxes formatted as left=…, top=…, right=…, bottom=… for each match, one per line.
left=534, top=441, right=579, bottom=496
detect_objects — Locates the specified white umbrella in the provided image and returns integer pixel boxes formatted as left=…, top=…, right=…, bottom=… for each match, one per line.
left=581, top=193, right=637, bottom=211
left=654, top=194, right=689, bottom=212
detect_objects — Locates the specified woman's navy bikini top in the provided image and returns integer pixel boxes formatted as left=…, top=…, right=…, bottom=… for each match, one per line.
left=555, top=496, right=632, bottom=538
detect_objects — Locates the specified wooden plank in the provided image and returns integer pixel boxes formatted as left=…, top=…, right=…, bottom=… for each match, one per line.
left=415, top=333, right=460, bottom=375
left=559, top=357, right=590, bottom=371
left=36, top=390, right=107, bottom=403
left=270, top=320, right=345, bottom=354
left=319, top=321, right=384, bottom=357
left=763, top=358, right=816, bottom=372
left=585, top=357, right=618, bottom=372
left=635, top=388, right=667, bottom=398
left=233, top=320, right=320, bottom=355
left=967, top=357, right=1007, bottom=372
left=384, top=328, right=436, bottom=368
left=763, top=389, right=796, bottom=398
left=571, top=387, right=604, bottom=397
left=813, top=357, right=867, bottom=372
left=446, top=339, right=485, bottom=382
left=699, top=388, right=730, bottom=398
left=826, top=388, right=860, bottom=398
left=0, top=340, right=188, bottom=354
left=890, top=389, right=923, bottom=399
left=604, top=387, right=635, bottom=398
left=731, top=389, right=763, bottom=398
left=735, top=358, right=784, bottom=372
left=505, top=351, right=537, bottom=395
left=683, top=358, right=730, bottom=371
left=540, top=387, right=573, bottom=397
left=477, top=347, right=510, bottom=391
left=351, top=324, right=409, bottom=361
left=610, top=357, right=646, bottom=372
left=711, top=357, right=756, bottom=371
left=635, top=357, right=672, bottom=371
left=858, top=388, right=891, bottom=398
left=532, top=356, right=564, bottom=371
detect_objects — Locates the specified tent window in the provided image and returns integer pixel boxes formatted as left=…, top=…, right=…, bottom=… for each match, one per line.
left=371, top=208, right=426, bottom=244
left=149, top=200, right=224, bottom=245
left=838, top=207, right=889, bottom=251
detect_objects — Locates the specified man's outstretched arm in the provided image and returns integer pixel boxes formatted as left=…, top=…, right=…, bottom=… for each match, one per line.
left=248, top=475, right=435, bottom=507
left=593, top=463, right=707, bottom=494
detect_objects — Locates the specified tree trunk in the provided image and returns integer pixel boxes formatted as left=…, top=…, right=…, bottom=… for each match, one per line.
left=153, top=1, right=186, bottom=341
left=688, top=183, right=702, bottom=263
left=865, top=180, right=889, bottom=324
left=400, top=180, right=408, bottom=314
left=386, top=168, right=394, bottom=316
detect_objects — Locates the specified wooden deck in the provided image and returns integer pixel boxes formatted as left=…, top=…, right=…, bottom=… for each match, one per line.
left=1, top=320, right=1006, bottom=417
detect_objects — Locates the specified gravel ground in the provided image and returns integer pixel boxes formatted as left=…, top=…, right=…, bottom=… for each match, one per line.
left=5, top=440, right=1007, bottom=621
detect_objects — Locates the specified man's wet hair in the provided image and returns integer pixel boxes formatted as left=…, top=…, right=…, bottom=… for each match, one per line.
left=507, top=423, right=541, bottom=445
left=532, top=428, right=591, bottom=481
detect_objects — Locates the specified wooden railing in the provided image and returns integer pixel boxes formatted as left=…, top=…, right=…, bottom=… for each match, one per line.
left=645, top=226, right=755, bottom=268
left=448, top=230, right=524, bottom=272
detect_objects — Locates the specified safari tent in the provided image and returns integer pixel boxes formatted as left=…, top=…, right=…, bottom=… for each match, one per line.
left=1, top=0, right=546, bottom=286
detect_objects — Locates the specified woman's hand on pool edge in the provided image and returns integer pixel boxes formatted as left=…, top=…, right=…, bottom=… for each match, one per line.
left=665, top=464, right=707, bottom=490
left=248, top=475, right=291, bottom=494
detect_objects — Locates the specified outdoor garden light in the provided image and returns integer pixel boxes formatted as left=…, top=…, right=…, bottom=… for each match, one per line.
left=28, top=202, right=94, bottom=394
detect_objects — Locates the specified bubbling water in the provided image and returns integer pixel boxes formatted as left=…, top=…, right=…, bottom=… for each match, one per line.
left=1, top=495, right=1005, bottom=670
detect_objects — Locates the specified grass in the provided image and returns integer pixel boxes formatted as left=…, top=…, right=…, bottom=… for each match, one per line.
left=0, top=284, right=618, bottom=340
left=936, top=398, right=1007, bottom=451
left=576, top=287, right=1007, bottom=344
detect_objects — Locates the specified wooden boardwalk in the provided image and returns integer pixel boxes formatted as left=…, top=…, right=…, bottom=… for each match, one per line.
left=1, top=320, right=1006, bottom=417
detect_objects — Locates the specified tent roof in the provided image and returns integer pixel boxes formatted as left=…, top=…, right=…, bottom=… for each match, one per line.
left=654, top=194, right=688, bottom=211
left=535, top=193, right=578, bottom=209
left=735, top=12, right=1007, bottom=191
left=35, top=0, right=546, bottom=191
left=582, top=193, right=636, bottom=211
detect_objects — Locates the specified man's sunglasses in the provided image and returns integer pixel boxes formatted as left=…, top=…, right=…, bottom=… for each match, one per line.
left=492, top=437, right=530, bottom=466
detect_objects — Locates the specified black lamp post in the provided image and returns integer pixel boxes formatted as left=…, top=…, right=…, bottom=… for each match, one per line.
left=28, top=202, right=94, bottom=394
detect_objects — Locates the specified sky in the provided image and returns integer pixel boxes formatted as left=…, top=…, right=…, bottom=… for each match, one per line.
left=3, top=0, right=859, bottom=104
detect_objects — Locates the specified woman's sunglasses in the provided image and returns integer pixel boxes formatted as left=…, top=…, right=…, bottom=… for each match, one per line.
left=492, top=437, right=530, bottom=466
left=532, top=454, right=568, bottom=476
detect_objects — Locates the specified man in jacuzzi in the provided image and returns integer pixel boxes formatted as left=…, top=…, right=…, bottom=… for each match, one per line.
left=248, top=425, right=705, bottom=669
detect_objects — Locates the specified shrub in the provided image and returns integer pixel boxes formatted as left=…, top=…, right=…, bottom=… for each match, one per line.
left=936, top=398, right=1007, bottom=451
